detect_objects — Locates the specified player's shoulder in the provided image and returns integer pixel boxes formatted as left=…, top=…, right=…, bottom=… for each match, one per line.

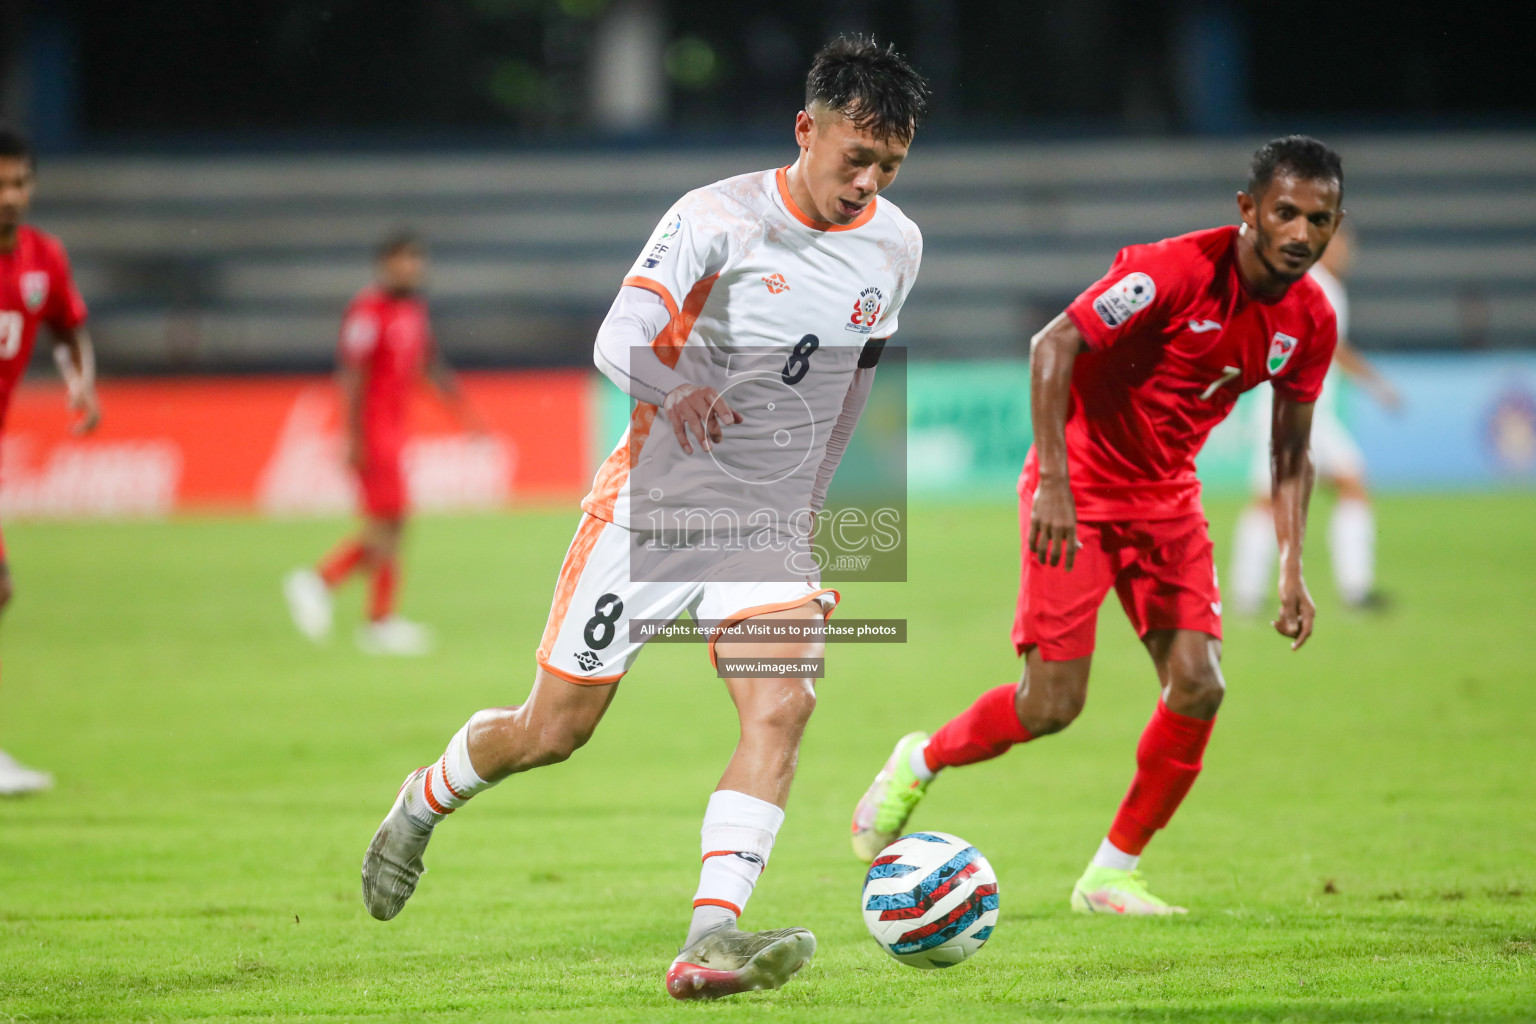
left=345, top=285, right=387, bottom=318
left=17, top=224, right=71, bottom=265
left=1288, top=271, right=1337, bottom=328
left=1125, top=225, right=1232, bottom=269
left=871, top=194, right=922, bottom=252
left=686, top=168, right=778, bottom=219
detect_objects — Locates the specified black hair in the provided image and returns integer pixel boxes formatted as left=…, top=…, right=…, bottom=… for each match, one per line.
left=0, top=122, right=34, bottom=168
left=805, top=36, right=929, bottom=144
left=1248, top=135, right=1343, bottom=201
left=376, top=228, right=423, bottom=260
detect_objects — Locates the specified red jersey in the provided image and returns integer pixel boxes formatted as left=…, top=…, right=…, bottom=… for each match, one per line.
left=1023, top=225, right=1337, bottom=521
left=0, top=225, right=87, bottom=426
left=339, top=286, right=433, bottom=456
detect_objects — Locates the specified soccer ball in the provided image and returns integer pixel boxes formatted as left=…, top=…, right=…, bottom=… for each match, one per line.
left=860, top=831, right=999, bottom=969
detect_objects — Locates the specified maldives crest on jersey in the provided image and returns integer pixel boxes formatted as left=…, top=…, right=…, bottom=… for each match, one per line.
left=1092, top=272, right=1155, bottom=327
left=1267, top=331, right=1299, bottom=375
left=20, top=271, right=49, bottom=312
left=846, top=285, right=885, bottom=335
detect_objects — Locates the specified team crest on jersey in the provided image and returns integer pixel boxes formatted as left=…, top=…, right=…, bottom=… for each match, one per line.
left=1267, top=331, right=1299, bottom=375
left=845, top=285, right=885, bottom=334
left=20, top=271, right=48, bottom=312
left=1092, top=272, right=1155, bottom=327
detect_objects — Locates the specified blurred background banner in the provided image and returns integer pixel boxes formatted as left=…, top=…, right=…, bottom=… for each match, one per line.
left=0, top=372, right=590, bottom=516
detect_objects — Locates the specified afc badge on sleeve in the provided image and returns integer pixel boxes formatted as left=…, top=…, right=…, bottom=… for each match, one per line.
left=1092, top=272, right=1155, bottom=327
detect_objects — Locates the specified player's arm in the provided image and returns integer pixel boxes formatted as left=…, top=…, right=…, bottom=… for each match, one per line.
left=1331, top=338, right=1401, bottom=411
left=592, top=285, right=740, bottom=455
left=425, top=349, right=489, bottom=434
left=1270, top=393, right=1318, bottom=649
left=1029, top=313, right=1088, bottom=570
left=338, top=362, right=367, bottom=471
left=49, top=325, right=100, bottom=435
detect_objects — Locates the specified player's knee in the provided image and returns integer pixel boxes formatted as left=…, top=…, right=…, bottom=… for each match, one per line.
left=743, top=682, right=817, bottom=739
left=1166, top=652, right=1225, bottom=718
left=525, top=720, right=595, bottom=766
left=1019, top=686, right=1085, bottom=736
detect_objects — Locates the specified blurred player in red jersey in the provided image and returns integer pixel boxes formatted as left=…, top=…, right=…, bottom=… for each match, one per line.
left=853, top=136, right=1345, bottom=913
left=284, top=231, right=483, bottom=656
left=0, top=124, right=101, bottom=795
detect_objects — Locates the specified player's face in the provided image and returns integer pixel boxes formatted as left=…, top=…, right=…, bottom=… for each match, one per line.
left=379, top=246, right=426, bottom=293
left=0, top=157, right=35, bottom=241
left=1239, top=173, right=1344, bottom=285
left=793, top=106, right=909, bottom=225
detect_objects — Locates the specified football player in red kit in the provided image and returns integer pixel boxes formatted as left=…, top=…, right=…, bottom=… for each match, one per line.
left=0, top=124, right=101, bottom=795
left=284, top=232, right=483, bottom=656
left=853, top=136, right=1345, bottom=913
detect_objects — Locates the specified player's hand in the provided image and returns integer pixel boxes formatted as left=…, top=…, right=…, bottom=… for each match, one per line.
left=346, top=438, right=366, bottom=472
left=1273, top=573, right=1316, bottom=650
left=1372, top=379, right=1403, bottom=413
left=1029, top=476, right=1080, bottom=571
left=68, top=384, right=101, bottom=435
left=663, top=383, right=742, bottom=455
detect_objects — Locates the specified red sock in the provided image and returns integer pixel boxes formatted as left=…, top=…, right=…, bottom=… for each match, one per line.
left=318, top=540, right=367, bottom=587
left=1107, top=700, right=1215, bottom=855
left=368, top=559, right=398, bottom=622
left=924, top=684, right=1034, bottom=772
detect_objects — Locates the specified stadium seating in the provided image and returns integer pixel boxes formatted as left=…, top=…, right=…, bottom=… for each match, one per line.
left=33, top=132, right=1536, bottom=370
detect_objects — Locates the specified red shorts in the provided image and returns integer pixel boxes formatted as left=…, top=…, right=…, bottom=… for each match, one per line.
left=1011, top=494, right=1221, bottom=662
left=358, top=450, right=407, bottom=520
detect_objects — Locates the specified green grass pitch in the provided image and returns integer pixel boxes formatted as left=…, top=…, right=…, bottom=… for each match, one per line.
left=2, top=495, right=1534, bottom=1022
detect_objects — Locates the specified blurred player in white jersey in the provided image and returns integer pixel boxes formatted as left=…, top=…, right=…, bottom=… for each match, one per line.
left=1230, top=228, right=1400, bottom=612
left=360, top=37, right=926, bottom=999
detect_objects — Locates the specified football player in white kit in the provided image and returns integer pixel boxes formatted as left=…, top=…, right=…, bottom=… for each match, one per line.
left=361, top=37, right=927, bottom=1000
left=1230, top=228, right=1401, bottom=613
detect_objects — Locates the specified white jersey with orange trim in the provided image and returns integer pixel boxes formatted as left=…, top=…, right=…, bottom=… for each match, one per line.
left=582, top=166, right=922, bottom=533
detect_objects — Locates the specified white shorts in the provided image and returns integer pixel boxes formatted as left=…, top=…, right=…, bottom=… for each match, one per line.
left=536, top=514, right=839, bottom=684
left=1249, top=404, right=1365, bottom=493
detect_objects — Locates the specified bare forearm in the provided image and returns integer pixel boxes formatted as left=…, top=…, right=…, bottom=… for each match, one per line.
left=339, top=367, right=366, bottom=449
left=51, top=328, right=95, bottom=388
left=1030, top=313, right=1082, bottom=480
left=1271, top=445, right=1314, bottom=576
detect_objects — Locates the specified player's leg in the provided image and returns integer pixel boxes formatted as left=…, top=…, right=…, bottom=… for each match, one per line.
left=1314, top=411, right=1381, bottom=608
left=355, top=515, right=432, bottom=655
left=0, top=557, right=52, bottom=797
left=668, top=600, right=824, bottom=1000
left=1230, top=498, right=1276, bottom=616
left=284, top=526, right=363, bottom=642
left=361, top=513, right=650, bottom=919
left=1231, top=387, right=1278, bottom=615
left=1073, top=518, right=1222, bottom=915
left=1328, top=474, right=1380, bottom=608
left=851, top=505, right=1113, bottom=861
left=361, top=667, right=618, bottom=920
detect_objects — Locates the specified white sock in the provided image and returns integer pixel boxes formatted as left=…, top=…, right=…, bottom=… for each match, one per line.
left=408, top=723, right=496, bottom=830
left=1329, top=498, right=1376, bottom=604
left=1230, top=505, right=1276, bottom=614
left=684, top=790, right=784, bottom=948
left=908, top=741, right=936, bottom=783
left=1090, top=837, right=1139, bottom=872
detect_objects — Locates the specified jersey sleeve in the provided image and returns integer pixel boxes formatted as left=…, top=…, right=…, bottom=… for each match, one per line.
left=873, top=221, right=923, bottom=341
left=621, top=189, right=736, bottom=317
left=339, top=302, right=380, bottom=367
left=44, top=240, right=87, bottom=333
left=1064, top=243, right=1186, bottom=351
left=1271, top=300, right=1338, bottom=404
